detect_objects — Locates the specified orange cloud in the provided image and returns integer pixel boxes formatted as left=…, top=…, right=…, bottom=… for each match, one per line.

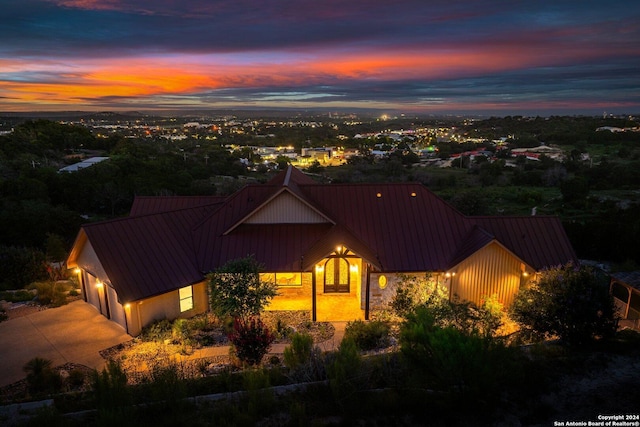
left=0, top=44, right=632, bottom=111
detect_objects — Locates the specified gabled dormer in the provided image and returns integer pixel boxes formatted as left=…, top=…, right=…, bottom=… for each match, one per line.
left=223, top=166, right=334, bottom=234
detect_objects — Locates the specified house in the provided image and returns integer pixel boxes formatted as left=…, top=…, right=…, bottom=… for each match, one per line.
left=67, top=166, right=578, bottom=335
left=58, top=157, right=110, bottom=173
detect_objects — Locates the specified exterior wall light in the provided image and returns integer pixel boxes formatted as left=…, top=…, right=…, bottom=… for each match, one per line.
left=96, top=281, right=103, bottom=288
left=350, top=264, right=358, bottom=273
left=378, top=275, right=387, bottom=289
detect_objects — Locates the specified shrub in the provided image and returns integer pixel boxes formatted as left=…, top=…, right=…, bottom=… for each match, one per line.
left=0, top=289, right=35, bottom=303
left=228, top=317, right=275, bottom=366
left=391, top=273, right=504, bottom=337
left=283, top=332, right=314, bottom=368
left=147, top=363, right=187, bottom=405
left=140, top=319, right=172, bottom=342
left=242, top=368, right=275, bottom=418
left=434, top=296, right=504, bottom=337
left=30, top=281, right=68, bottom=306
left=92, top=360, right=131, bottom=418
left=344, top=320, right=391, bottom=351
left=23, top=357, right=62, bottom=396
left=172, top=318, right=189, bottom=342
left=283, top=332, right=326, bottom=382
left=399, top=306, right=512, bottom=398
left=390, top=273, right=449, bottom=318
left=510, top=263, right=618, bottom=345
left=327, top=338, right=362, bottom=404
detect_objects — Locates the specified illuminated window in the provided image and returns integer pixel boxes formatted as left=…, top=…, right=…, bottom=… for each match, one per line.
left=260, top=273, right=302, bottom=287
left=179, top=286, right=193, bottom=312
left=324, top=257, right=350, bottom=293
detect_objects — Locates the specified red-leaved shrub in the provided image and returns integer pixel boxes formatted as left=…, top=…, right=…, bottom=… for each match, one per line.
left=228, top=317, right=275, bottom=366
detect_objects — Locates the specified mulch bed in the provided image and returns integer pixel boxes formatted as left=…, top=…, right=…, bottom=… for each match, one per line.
left=2, top=302, right=48, bottom=320
left=1, top=309, right=337, bottom=402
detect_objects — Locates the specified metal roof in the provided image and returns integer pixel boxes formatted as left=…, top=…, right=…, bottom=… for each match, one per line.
left=610, top=271, right=640, bottom=291
left=130, top=195, right=226, bottom=216
left=78, top=206, right=213, bottom=303
left=69, top=166, right=579, bottom=302
left=474, top=216, right=579, bottom=270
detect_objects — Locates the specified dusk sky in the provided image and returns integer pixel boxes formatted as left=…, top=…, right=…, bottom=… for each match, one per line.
left=1, top=0, right=639, bottom=115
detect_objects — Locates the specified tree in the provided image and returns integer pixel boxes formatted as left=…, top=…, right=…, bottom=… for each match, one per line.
left=510, top=263, right=617, bottom=345
left=45, top=233, right=67, bottom=263
left=275, top=155, right=291, bottom=170
left=560, top=176, right=590, bottom=205
left=207, top=256, right=278, bottom=320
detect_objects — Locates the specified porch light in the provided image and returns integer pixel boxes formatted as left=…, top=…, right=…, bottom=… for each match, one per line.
left=410, top=192, right=417, bottom=197
left=376, top=192, right=382, bottom=198
left=350, top=264, right=358, bottom=273
left=74, top=268, right=81, bottom=274
left=522, top=271, right=529, bottom=277
left=315, top=264, right=324, bottom=273
left=96, top=281, right=103, bottom=288
left=378, top=275, right=388, bottom=289
left=124, top=303, right=131, bottom=309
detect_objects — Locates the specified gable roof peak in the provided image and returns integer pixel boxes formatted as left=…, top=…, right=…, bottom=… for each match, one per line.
left=267, top=165, right=318, bottom=187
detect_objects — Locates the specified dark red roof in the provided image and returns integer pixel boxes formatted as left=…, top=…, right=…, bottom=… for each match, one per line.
left=474, top=216, right=578, bottom=270
left=81, top=206, right=213, bottom=303
left=130, top=195, right=226, bottom=216
left=70, top=166, right=578, bottom=302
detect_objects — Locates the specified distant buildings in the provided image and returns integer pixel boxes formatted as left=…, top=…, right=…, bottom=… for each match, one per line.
left=58, top=157, right=109, bottom=173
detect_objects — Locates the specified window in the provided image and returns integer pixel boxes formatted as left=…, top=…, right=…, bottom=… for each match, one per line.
left=179, top=286, right=193, bottom=312
left=260, top=272, right=302, bottom=287
left=324, top=257, right=350, bottom=293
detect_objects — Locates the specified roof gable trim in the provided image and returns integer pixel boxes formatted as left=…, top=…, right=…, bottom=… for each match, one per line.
left=223, top=187, right=335, bottom=235
left=448, top=239, right=534, bottom=273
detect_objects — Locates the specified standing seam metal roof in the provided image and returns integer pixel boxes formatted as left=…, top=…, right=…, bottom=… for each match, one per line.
left=70, top=166, right=578, bottom=302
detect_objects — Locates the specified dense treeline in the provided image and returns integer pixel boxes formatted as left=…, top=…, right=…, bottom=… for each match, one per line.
left=0, top=120, right=251, bottom=288
left=1, top=117, right=639, bottom=289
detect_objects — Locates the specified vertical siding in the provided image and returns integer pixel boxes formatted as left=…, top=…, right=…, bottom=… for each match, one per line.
left=450, top=243, right=522, bottom=307
left=245, top=192, right=329, bottom=224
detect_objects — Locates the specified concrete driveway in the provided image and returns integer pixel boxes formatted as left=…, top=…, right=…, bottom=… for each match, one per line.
left=0, top=300, right=131, bottom=388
